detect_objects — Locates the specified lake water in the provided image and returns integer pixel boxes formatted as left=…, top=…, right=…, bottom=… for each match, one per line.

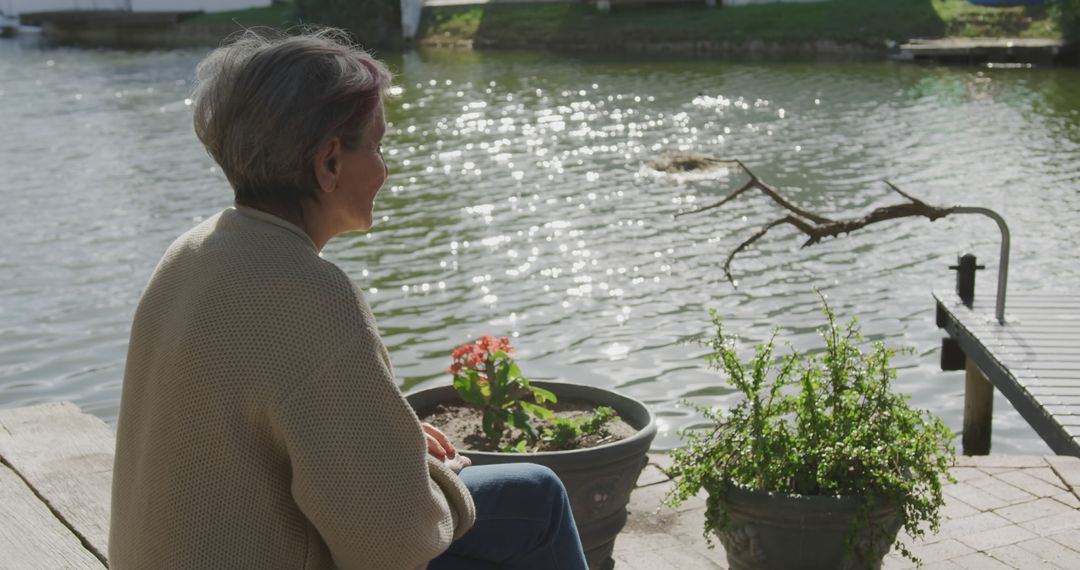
left=3, top=37, right=1080, bottom=453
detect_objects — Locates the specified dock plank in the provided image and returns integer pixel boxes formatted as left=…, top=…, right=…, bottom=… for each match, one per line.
left=0, top=402, right=114, bottom=563
left=1032, top=395, right=1080, bottom=406
left=990, top=331, right=1080, bottom=340
left=984, top=340, right=1080, bottom=349
left=1001, top=356, right=1080, bottom=366
left=1015, top=381, right=1080, bottom=389
left=989, top=326, right=1080, bottom=334
left=1002, top=349, right=1080, bottom=359
left=1005, top=299, right=1080, bottom=306
left=0, top=461, right=106, bottom=569
left=1044, top=406, right=1080, bottom=417
left=1014, top=370, right=1080, bottom=379
left=1027, top=387, right=1080, bottom=397
left=1009, top=310, right=1080, bottom=319
left=1007, top=361, right=1080, bottom=371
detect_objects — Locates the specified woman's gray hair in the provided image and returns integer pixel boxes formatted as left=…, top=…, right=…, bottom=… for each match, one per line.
left=192, top=27, right=392, bottom=217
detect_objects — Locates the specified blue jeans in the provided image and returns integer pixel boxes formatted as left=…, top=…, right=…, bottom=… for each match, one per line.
left=428, top=463, right=588, bottom=570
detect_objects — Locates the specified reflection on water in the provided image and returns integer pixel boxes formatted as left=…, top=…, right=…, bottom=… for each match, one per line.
left=3, top=37, right=1080, bottom=453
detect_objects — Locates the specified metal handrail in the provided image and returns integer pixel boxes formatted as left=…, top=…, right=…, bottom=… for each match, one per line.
left=951, top=207, right=1010, bottom=325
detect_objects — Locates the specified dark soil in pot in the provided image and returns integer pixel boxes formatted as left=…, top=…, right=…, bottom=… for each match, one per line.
left=421, top=398, right=639, bottom=452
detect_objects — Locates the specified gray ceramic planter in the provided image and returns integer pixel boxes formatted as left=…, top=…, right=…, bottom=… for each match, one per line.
left=717, top=485, right=902, bottom=570
left=407, top=381, right=657, bottom=570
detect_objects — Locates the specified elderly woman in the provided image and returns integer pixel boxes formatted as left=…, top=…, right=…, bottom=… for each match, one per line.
left=108, top=29, right=587, bottom=570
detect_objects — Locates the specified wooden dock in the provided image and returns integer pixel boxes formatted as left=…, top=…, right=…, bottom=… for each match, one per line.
left=3, top=401, right=1080, bottom=568
left=0, top=402, right=111, bottom=568
left=898, top=38, right=1067, bottom=65
left=937, top=292, right=1080, bottom=457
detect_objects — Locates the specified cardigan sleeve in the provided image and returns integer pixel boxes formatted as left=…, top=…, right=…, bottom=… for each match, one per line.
left=273, top=326, right=476, bottom=570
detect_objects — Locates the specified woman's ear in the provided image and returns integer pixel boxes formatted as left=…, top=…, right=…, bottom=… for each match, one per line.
left=314, top=137, right=343, bottom=193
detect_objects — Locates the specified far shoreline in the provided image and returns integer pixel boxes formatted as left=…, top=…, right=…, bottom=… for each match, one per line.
left=10, top=0, right=1080, bottom=65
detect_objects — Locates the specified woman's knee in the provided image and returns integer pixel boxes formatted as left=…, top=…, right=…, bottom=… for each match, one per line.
left=463, top=463, right=569, bottom=507
left=509, top=462, right=570, bottom=507
left=506, top=463, right=567, bottom=499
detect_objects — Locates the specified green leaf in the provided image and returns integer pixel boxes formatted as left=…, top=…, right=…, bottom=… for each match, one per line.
left=482, top=410, right=506, bottom=443
left=508, top=407, right=538, bottom=442
left=488, top=367, right=507, bottom=405
left=494, top=363, right=512, bottom=397
left=453, top=374, right=486, bottom=408
left=520, top=400, right=555, bottom=420
left=500, top=439, right=529, bottom=453
left=531, top=386, right=557, bottom=405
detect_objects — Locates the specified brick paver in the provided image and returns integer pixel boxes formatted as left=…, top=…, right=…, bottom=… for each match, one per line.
left=951, top=552, right=1014, bottom=570
left=612, top=455, right=1080, bottom=569
left=1015, top=537, right=1080, bottom=568
left=985, top=543, right=1059, bottom=568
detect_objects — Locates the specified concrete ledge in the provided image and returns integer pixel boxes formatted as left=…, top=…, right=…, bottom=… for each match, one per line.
left=3, top=402, right=1078, bottom=569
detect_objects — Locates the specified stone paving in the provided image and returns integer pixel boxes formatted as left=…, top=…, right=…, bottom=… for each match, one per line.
left=611, top=454, right=1080, bottom=569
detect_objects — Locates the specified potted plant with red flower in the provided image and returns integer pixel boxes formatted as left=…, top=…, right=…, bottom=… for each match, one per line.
left=407, top=335, right=657, bottom=570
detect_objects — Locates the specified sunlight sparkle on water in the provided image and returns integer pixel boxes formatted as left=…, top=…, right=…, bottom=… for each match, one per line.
left=603, top=343, right=630, bottom=360
left=655, top=418, right=670, bottom=439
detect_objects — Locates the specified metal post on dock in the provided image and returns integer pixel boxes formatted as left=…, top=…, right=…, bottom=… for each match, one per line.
left=950, top=253, right=994, bottom=455
left=951, top=207, right=1010, bottom=325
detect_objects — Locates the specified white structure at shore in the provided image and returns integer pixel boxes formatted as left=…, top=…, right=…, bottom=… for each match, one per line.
left=725, top=0, right=829, bottom=4
left=1, top=0, right=123, bottom=15
left=131, top=0, right=271, bottom=12
left=1, top=0, right=271, bottom=15
left=401, top=0, right=421, bottom=39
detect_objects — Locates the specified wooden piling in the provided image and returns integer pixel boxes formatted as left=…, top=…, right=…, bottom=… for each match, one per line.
left=963, top=358, right=994, bottom=456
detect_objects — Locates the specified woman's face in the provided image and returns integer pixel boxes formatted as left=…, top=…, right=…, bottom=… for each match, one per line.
left=336, top=104, right=388, bottom=232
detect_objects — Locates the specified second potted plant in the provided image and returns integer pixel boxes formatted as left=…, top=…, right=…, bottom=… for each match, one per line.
left=666, top=296, right=956, bottom=569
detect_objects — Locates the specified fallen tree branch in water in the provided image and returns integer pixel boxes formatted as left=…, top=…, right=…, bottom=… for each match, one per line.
left=674, top=161, right=962, bottom=286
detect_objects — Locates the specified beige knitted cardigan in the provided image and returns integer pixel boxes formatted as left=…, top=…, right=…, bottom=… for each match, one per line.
left=109, top=205, right=475, bottom=569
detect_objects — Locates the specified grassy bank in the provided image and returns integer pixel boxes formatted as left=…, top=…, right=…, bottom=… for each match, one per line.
left=174, top=0, right=1065, bottom=54
left=420, top=0, right=1061, bottom=49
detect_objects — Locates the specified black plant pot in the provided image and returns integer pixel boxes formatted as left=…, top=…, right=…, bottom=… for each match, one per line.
left=717, top=485, right=902, bottom=570
left=407, top=381, right=657, bottom=570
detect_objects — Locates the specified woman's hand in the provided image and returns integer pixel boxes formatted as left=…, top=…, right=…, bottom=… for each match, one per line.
left=423, top=423, right=471, bottom=473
